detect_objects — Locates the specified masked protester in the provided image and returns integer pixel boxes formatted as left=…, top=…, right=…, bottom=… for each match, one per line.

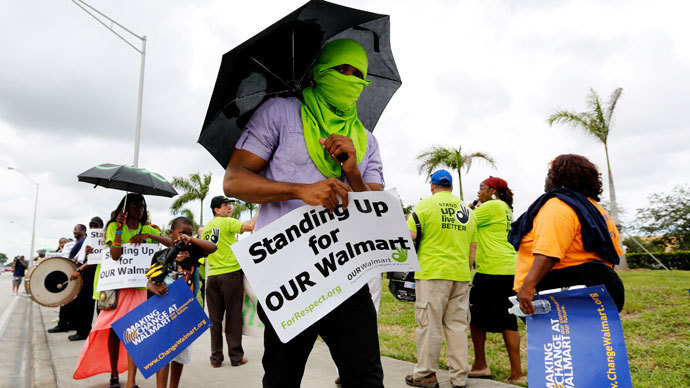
left=225, top=39, right=385, bottom=388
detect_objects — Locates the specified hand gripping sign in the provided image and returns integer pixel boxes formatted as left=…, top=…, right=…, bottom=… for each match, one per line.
left=96, top=243, right=157, bottom=291
left=112, top=278, right=211, bottom=378
left=232, top=189, right=420, bottom=343
left=526, top=285, right=632, bottom=388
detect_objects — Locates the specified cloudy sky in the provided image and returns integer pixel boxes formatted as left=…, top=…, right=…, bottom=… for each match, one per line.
left=1, top=0, right=688, bottom=258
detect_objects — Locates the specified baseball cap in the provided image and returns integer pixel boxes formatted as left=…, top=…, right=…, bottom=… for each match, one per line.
left=89, top=216, right=104, bottom=227
left=210, top=196, right=235, bottom=210
left=430, top=169, right=453, bottom=186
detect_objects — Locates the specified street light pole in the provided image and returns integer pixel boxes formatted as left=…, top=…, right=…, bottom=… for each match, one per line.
left=133, top=35, right=147, bottom=168
left=8, top=167, right=38, bottom=265
left=71, top=0, right=147, bottom=167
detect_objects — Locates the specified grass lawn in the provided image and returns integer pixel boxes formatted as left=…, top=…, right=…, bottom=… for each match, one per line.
left=377, top=270, right=690, bottom=387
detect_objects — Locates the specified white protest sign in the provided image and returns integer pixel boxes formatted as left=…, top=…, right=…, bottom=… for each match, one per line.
left=232, top=189, right=419, bottom=343
left=46, top=241, right=75, bottom=258
left=96, top=243, right=157, bottom=291
left=84, top=228, right=106, bottom=265
left=241, top=277, right=264, bottom=337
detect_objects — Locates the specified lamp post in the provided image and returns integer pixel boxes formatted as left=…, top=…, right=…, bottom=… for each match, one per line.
left=71, top=0, right=147, bottom=167
left=8, top=167, right=39, bottom=265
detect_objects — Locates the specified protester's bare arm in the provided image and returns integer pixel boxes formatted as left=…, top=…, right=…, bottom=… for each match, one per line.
left=469, top=242, right=477, bottom=270
left=147, top=280, right=168, bottom=296
left=110, top=212, right=126, bottom=259
left=241, top=221, right=255, bottom=233
left=176, top=234, right=217, bottom=256
left=409, top=230, right=417, bottom=241
left=109, top=244, right=121, bottom=260
left=69, top=263, right=93, bottom=281
left=241, top=213, right=258, bottom=233
left=225, top=149, right=352, bottom=211
left=516, top=254, right=557, bottom=314
left=319, top=135, right=382, bottom=192
left=133, top=233, right=172, bottom=247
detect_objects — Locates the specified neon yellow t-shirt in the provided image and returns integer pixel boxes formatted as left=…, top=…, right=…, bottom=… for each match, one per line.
left=104, top=222, right=161, bottom=245
left=474, top=200, right=516, bottom=275
left=92, top=222, right=161, bottom=299
left=407, top=191, right=477, bottom=282
left=201, top=216, right=244, bottom=276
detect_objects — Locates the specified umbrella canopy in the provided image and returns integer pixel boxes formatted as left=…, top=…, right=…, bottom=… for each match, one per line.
left=77, top=164, right=178, bottom=198
left=199, top=0, right=402, bottom=168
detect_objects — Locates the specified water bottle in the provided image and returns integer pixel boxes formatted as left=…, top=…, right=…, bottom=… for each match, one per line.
left=507, top=298, right=551, bottom=317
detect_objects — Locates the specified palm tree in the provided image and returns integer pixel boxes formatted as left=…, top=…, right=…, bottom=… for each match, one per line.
left=170, top=172, right=212, bottom=226
left=416, top=145, right=496, bottom=201
left=548, top=87, right=629, bottom=269
left=400, top=200, right=414, bottom=218
left=231, top=200, right=258, bottom=220
left=548, top=87, right=623, bottom=221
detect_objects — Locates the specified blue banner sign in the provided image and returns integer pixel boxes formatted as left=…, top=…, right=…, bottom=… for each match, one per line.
left=527, top=285, right=632, bottom=388
left=112, top=278, right=211, bottom=378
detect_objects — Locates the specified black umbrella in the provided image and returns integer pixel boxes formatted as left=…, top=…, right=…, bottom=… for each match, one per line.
left=198, top=0, right=402, bottom=168
left=77, top=163, right=178, bottom=198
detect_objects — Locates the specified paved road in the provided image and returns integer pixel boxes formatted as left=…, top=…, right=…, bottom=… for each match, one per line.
left=0, top=272, right=32, bottom=388
left=35, top=297, right=514, bottom=388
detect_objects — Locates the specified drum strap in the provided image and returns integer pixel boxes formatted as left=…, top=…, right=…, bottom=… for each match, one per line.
left=412, top=212, right=422, bottom=251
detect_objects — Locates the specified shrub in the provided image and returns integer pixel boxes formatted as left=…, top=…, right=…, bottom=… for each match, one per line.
left=626, top=251, right=690, bottom=270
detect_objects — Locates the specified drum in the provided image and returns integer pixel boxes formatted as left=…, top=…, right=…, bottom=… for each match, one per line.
left=25, top=257, right=83, bottom=307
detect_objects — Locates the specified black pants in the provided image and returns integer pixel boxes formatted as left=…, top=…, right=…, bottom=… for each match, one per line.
left=72, top=265, right=96, bottom=336
left=537, top=262, right=625, bottom=312
left=258, top=285, right=384, bottom=388
left=58, top=294, right=76, bottom=329
left=206, top=271, right=244, bottom=365
left=57, top=306, right=74, bottom=329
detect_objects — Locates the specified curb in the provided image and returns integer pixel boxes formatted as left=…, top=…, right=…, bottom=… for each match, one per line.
left=31, top=303, right=57, bottom=387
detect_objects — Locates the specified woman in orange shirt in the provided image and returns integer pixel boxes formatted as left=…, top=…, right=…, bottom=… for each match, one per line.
left=510, top=154, right=625, bottom=315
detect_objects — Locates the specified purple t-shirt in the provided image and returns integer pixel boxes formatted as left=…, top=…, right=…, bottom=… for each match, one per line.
left=236, top=97, right=385, bottom=230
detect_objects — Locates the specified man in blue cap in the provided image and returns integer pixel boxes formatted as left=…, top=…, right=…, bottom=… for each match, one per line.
left=405, top=170, right=477, bottom=388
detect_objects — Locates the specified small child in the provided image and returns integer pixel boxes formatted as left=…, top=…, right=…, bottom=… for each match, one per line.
left=146, top=216, right=216, bottom=388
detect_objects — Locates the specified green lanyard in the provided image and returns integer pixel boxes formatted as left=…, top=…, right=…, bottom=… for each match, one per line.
left=122, top=224, right=143, bottom=243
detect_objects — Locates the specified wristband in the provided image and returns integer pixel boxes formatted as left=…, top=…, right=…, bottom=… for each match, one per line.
left=114, top=231, right=123, bottom=235
left=76, top=267, right=82, bottom=273
left=112, top=242, right=122, bottom=248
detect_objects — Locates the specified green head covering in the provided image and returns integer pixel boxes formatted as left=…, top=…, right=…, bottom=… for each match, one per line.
left=301, top=39, right=372, bottom=178
left=315, top=38, right=369, bottom=79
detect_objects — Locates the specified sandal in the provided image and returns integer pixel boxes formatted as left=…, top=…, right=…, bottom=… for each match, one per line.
left=109, top=377, right=120, bottom=388
left=505, top=376, right=527, bottom=385
left=468, top=367, right=492, bottom=378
